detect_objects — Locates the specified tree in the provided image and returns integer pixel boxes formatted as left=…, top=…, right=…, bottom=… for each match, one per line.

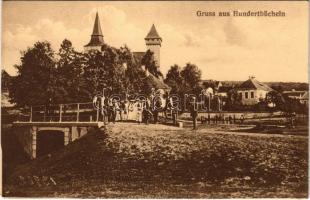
left=282, top=95, right=303, bottom=114
left=101, top=45, right=127, bottom=94
left=118, top=45, right=148, bottom=95
left=226, top=89, right=243, bottom=111
left=1, top=70, right=11, bottom=92
left=180, top=63, right=202, bottom=94
left=271, top=85, right=283, bottom=93
left=83, top=49, right=108, bottom=98
left=164, top=64, right=183, bottom=94
left=9, top=39, right=157, bottom=106
left=83, top=44, right=127, bottom=98
left=9, top=41, right=56, bottom=107
left=56, top=39, right=89, bottom=103
left=141, top=50, right=163, bottom=78
left=266, top=90, right=286, bottom=111
left=211, top=95, right=221, bottom=111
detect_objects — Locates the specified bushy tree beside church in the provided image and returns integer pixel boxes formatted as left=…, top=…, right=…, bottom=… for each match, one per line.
left=9, top=39, right=155, bottom=106
left=118, top=46, right=151, bottom=95
left=9, top=41, right=57, bottom=106
left=56, top=39, right=89, bottom=103
left=141, top=50, right=163, bottom=79
left=83, top=44, right=127, bottom=96
left=165, top=63, right=202, bottom=96
left=164, top=64, right=183, bottom=94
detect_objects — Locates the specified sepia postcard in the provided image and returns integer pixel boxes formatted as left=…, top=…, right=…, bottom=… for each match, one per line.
left=1, top=0, right=309, bottom=198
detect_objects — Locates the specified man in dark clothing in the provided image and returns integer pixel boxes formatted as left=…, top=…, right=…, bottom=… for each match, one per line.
left=152, top=97, right=162, bottom=124
left=152, top=110, right=158, bottom=124
left=143, top=108, right=152, bottom=125
left=229, top=115, right=233, bottom=124
left=189, top=97, right=198, bottom=130
left=119, top=101, right=126, bottom=121
left=240, top=114, right=245, bottom=124
left=143, top=100, right=152, bottom=125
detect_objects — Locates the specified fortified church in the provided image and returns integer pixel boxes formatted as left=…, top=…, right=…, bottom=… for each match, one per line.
left=84, top=12, right=169, bottom=91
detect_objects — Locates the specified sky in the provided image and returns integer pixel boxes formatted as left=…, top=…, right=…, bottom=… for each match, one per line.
left=2, top=1, right=309, bottom=82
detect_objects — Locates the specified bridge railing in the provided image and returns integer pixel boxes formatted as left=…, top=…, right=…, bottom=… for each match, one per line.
left=17, top=102, right=102, bottom=123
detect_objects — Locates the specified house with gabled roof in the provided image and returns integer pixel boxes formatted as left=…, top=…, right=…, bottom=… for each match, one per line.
left=300, top=91, right=308, bottom=106
left=236, top=76, right=273, bottom=105
left=283, top=89, right=309, bottom=106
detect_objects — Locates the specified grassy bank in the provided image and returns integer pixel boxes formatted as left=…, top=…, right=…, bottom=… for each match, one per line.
left=3, top=123, right=308, bottom=198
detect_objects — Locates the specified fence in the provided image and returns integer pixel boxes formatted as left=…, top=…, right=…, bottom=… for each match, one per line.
left=17, top=102, right=100, bottom=122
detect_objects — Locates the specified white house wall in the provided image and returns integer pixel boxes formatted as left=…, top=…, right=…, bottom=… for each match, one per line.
left=238, top=89, right=269, bottom=105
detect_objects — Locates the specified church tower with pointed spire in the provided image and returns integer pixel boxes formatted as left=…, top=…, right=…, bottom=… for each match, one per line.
left=145, top=24, right=162, bottom=67
left=84, top=12, right=105, bottom=52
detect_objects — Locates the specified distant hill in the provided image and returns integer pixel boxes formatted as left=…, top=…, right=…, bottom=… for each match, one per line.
left=264, top=82, right=308, bottom=91
left=202, top=79, right=309, bottom=91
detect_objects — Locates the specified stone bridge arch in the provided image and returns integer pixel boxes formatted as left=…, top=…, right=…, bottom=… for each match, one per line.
left=14, top=123, right=93, bottom=159
left=36, top=129, right=65, bottom=157
left=26, top=126, right=70, bottom=159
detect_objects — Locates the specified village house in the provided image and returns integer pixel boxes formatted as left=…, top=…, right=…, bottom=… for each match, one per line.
left=202, top=80, right=222, bottom=90
left=201, top=80, right=233, bottom=97
left=201, top=80, right=221, bottom=97
left=236, top=77, right=273, bottom=106
left=283, top=89, right=308, bottom=106
left=300, top=92, right=308, bottom=106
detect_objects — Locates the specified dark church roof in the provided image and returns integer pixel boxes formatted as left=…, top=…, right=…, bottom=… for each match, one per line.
left=238, top=78, right=273, bottom=91
left=133, top=52, right=145, bottom=64
left=92, top=12, right=103, bottom=36
left=145, top=73, right=170, bottom=91
left=84, top=12, right=105, bottom=47
left=145, top=24, right=162, bottom=40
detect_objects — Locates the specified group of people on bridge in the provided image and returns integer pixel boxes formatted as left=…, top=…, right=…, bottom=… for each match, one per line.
left=93, top=89, right=177, bottom=125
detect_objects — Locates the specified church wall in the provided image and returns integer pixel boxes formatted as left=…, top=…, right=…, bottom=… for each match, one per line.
left=84, top=46, right=102, bottom=53
left=147, top=44, right=161, bottom=67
